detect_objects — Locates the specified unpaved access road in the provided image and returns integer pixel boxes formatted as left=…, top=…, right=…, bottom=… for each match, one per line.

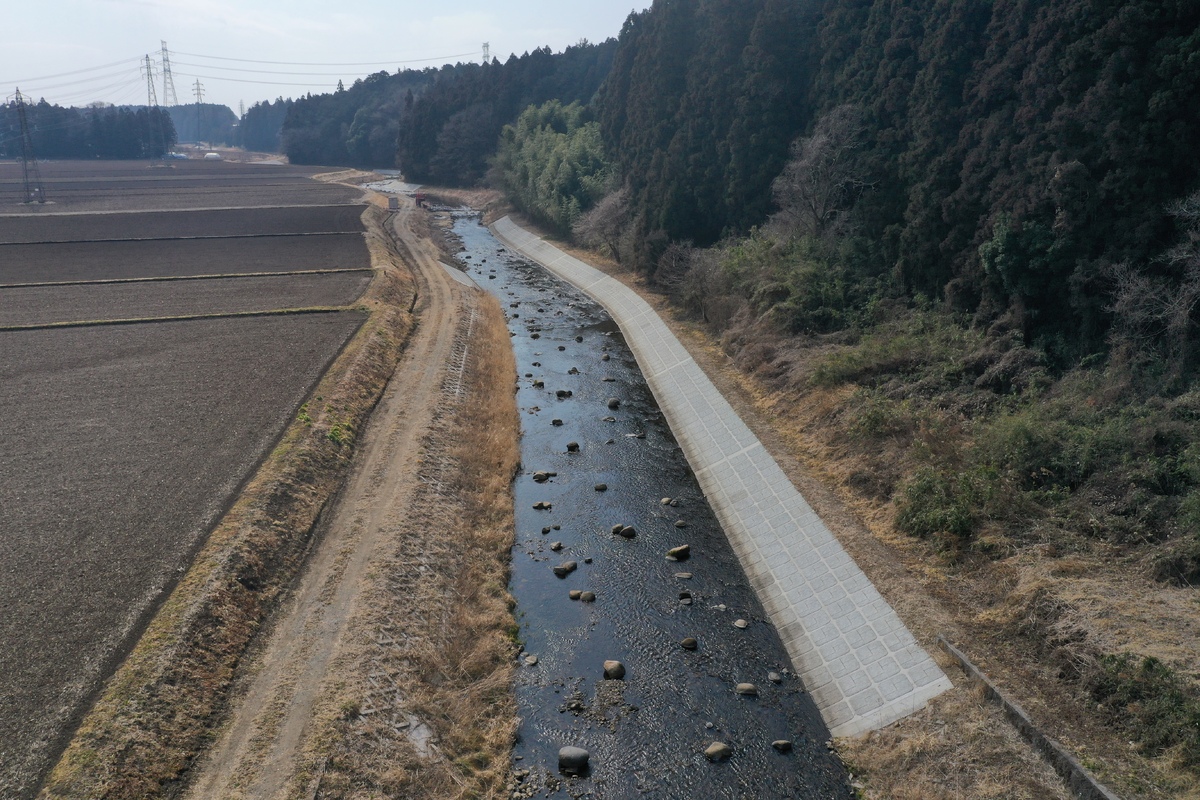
left=184, top=198, right=473, bottom=798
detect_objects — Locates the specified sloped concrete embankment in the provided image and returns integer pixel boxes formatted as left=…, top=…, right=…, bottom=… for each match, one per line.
left=491, top=216, right=951, bottom=737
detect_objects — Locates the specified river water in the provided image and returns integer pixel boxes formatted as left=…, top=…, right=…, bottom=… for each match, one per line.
left=449, top=212, right=851, bottom=799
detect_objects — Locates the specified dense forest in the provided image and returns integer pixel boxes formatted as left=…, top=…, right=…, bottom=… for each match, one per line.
left=167, top=103, right=238, bottom=146
left=395, top=41, right=616, bottom=185
left=0, top=100, right=176, bottom=159
left=281, top=69, right=445, bottom=166
left=582, top=0, right=1200, bottom=361
left=239, top=98, right=292, bottom=153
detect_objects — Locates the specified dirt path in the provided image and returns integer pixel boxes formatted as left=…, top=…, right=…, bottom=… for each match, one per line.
left=185, top=200, right=469, bottom=799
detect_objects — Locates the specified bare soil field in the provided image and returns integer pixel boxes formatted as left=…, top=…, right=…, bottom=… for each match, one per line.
left=0, top=160, right=396, bottom=799
left=0, top=233, right=368, bottom=285
left=0, top=272, right=371, bottom=327
left=0, top=160, right=360, bottom=212
left=0, top=204, right=365, bottom=244
left=0, top=312, right=364, bottom=798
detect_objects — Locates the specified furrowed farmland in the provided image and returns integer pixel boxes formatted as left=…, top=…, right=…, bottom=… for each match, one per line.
left=0, top=160, right=387, bottom=798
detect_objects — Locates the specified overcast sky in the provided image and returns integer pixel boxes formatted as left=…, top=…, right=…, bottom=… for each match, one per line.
left=0, top=0, right=650, bottom=111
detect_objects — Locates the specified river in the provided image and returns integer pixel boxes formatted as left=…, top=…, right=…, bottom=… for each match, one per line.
left=449, top=211, right=852, bottom=799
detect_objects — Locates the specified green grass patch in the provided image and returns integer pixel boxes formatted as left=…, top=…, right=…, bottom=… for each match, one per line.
left=1090, top=653, right=1200, bottom=768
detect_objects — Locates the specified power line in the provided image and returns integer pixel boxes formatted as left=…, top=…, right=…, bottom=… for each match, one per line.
left=173, top=71, right=340, bottom=88
left=18, top=65, right=143, bottom=94
left=171, top=60, right=396, bottom=77
left=170, top=49, right=478, bottom=67
left=0, top=57, right=142, bottom=87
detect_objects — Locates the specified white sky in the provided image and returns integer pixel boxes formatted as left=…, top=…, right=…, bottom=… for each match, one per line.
left=0, top=1, right=650, bottom=112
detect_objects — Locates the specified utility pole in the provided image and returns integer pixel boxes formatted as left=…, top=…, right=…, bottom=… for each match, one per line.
left=482, top=42, right=490, bottom=64
left=12, top=89, right=46, bottom=203
left=160, top=40, right=178, bottom=106
left=142, top=54, right=168, bottom=159
left=193, top=79, right=204, bottom=145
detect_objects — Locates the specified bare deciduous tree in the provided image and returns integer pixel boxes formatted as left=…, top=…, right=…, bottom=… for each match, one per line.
left=572, top=186, right=630, bottom=262
left=1108, top=190, right=1200, bottom=380
left=769, top=104, right=868, bottom=239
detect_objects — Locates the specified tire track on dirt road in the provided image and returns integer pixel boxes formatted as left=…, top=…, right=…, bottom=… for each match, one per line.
left=185, top=200, right=472, bottom=799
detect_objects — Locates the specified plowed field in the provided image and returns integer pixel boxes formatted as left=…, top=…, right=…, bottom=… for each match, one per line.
left=0, top=204, right=365, bottom=243
left=0, top=159, right=360, bottom=212
left=0, top=233, right=367, bottom=285
left=0, top=160, right=374, bottom=798
left=0, top=272, right=371, bottom=327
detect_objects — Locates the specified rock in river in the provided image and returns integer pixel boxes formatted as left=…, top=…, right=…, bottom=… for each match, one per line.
left=533, top=501, right=552, bottom=510
left=615, top=525, right=636, bottom=539
left=733, top=618, right=749, bottom=629
left=580, top=591, right=596, bottom=602
left=594, top=483, right=608, bottom=491
left=558, top=745, right=590, bottom=775
left=680, top=637, right=698, bottom=650
left=734, top=682, right=759, bottom=697
left=603, top=659, right=626, bottom=679
left=666, top=544, right=691, bottom=561
left=704, top=741, right=732, bottom=761
left=772, top=739, right=793, bottom=753
left=552, top=561, right=577, bottom=578
left=607, top=397, right=621, bottom=409
left=566, top=441, right=580, bottom=452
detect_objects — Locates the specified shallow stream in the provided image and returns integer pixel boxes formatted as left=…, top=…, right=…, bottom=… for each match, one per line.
left=450, top=212, right=851, bottom=799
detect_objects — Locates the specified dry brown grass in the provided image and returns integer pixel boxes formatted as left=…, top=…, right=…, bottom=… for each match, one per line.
left=293, top=288, right=520, bottom=799
left=39, top=205, right=416, bottom=800
left=839, top=677, right=1074, bottom=800
left=419, top=186, right=506, bottom=215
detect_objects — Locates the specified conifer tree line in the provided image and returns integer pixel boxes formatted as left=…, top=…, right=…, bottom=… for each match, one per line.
left=586, top=0, right=1200, bottom=365
left=0, top=100, right=176, bottom=159
left=281, top=0, right=1199, bottom=369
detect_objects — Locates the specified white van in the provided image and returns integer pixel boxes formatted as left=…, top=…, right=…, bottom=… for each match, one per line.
left=203, top=152, right=222, bottom=161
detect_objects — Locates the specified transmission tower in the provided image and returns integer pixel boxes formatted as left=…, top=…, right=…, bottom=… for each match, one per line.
left=160, top=40, right=178, bottom=106
left=142, top=54, right=168, bottom=159
left=482, top=42, right=490, bottom=64
left=193, top=79, right=204, bottom=145
left=12, top=89, right=46, bottom=204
